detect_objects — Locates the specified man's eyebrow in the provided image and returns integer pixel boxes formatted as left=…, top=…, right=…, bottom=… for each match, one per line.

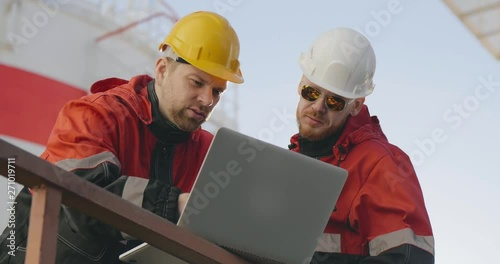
left=188, top=74, right=207, bottom=84
left=189, top=74, right=227, bottom=91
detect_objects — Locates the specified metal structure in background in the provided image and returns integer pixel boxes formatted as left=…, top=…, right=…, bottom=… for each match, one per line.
left=443, top=0, right=500, bottom=60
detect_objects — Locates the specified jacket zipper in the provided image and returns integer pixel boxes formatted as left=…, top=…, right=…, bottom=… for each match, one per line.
left=151, top=141, right=175, bottom=185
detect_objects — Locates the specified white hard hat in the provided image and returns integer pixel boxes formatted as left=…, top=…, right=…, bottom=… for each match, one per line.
left=299, top=28, right=376, bottom=99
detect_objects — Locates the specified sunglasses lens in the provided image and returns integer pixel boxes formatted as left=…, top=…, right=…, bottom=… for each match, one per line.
left=301, top=85, right=348, bottom=111
left=301, top=86, right=320, bottom=101
left=326, top=96, right=346, bottom=111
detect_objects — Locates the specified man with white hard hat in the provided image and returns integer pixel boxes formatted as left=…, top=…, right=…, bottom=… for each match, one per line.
left=288, top=28, right=435, bottom=263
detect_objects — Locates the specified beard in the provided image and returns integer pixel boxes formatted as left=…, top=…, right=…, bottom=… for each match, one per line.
left=297, top=120, right=333, bottom=141
left=296, top=109, right=342, bottom=141
left=170, top=106, right=212, bottom=132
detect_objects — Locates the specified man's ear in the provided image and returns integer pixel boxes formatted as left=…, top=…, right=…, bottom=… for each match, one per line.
left=154, top=57, right=168, bottom=85
left=350, top=97, right=366, bottom=116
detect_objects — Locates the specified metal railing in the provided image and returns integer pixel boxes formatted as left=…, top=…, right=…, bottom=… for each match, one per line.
left=0, top=139, right=250, bottom=264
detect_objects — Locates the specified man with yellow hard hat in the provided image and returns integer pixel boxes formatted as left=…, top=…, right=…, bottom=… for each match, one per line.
left=0, top=11, right=243, bottom=263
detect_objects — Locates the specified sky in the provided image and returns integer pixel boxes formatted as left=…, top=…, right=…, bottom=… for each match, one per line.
left=2, top=1, right=500, bottom=263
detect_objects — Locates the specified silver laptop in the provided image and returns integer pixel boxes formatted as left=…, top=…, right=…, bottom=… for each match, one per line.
left=120, top=127, right=348, bottom=264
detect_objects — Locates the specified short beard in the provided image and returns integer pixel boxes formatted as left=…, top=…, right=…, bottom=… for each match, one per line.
left=297, top=120, right=332, bottom=141
left=171, top=109, right=204, bottom=132
left=296, top=114, right=347, bottom=141
left=296, top=108, right=334, bottom=141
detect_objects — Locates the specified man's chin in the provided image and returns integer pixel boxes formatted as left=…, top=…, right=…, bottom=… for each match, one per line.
left=180, top=120, right=204, bottom=132
left=299, top=127, right=328, bottom=141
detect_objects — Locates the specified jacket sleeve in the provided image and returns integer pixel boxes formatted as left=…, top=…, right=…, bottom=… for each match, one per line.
left=40, top=97, right=180, bottom=241
left=351, top=153, right=435, bottom=263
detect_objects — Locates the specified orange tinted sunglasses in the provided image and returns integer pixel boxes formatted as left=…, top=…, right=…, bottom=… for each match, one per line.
left=301, top=85, right=352, bottom=111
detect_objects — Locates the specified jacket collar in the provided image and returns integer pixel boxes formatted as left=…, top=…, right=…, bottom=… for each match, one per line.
left=146, top=80, right=190, bottom=144
left=90, top=75, right=153, bottom=123
left=289, top=105, right=387, bottom=159
left=294, top=132, right=340, bottom=158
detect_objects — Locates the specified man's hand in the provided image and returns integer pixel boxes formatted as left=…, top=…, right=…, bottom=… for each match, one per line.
left=178, top=192, right=190, bottom=215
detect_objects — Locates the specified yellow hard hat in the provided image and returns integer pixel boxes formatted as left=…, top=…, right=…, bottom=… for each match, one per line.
left=159, top=11, right=244, bottom=84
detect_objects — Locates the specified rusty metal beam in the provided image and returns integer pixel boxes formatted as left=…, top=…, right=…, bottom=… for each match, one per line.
left=25, top=185, right=62, bottom=264
left=0, top=139, right=250, bottom=264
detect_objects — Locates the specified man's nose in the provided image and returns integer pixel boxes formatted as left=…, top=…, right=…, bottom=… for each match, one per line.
left=312, top=96, right=327, bottom=113
left=198, top=88, right=213, bottom=107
